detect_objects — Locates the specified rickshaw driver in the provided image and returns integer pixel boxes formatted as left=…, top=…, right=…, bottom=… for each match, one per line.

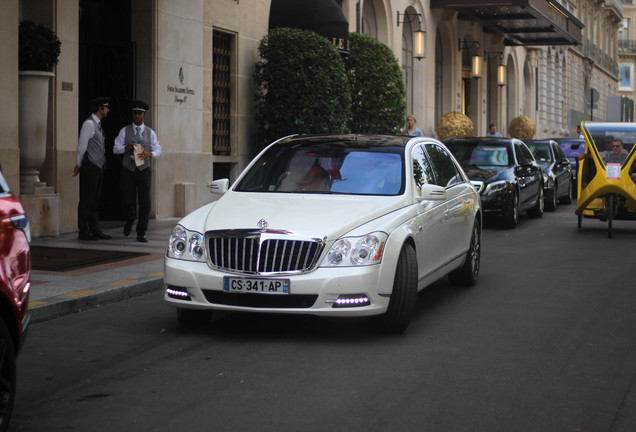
left=578, top=138, right=630, bottom=165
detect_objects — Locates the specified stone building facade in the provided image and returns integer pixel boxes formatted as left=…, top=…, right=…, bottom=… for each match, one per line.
left=0, top=0, right=624, bottom=237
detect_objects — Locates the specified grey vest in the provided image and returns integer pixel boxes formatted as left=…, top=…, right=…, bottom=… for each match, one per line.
left=83, top=116, right=105, bottom=168
left=122, top=124, right=153, bottom=172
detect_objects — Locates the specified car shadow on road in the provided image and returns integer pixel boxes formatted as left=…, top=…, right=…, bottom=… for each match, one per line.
left=170, top=276, right=472, bottom=342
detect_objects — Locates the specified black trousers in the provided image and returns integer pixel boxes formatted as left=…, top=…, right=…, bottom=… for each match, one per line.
left=78, top=161, right=104, bottom=235
left=121, top=167, right=152, bottom=234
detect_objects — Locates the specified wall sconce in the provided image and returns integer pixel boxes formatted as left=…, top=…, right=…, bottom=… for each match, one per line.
left=413, top=30, right=426, bottom=60
left=458, top=39, right=482, bottom=78
left=484, top=51, right=507, bottom=86
left=398, top=12, right=425, bottom=60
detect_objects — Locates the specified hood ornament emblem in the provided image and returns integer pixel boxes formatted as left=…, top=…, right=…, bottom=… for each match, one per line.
left=257, top=218, right=269, bottom=230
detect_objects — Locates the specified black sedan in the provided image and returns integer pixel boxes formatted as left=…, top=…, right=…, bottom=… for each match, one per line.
left=524, top=139, right=573, bottom=210
left=444, top=137, right=543, bottom=228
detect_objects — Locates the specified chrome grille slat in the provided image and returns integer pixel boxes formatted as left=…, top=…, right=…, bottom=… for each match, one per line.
left=206, top=230, right=323, bottom=275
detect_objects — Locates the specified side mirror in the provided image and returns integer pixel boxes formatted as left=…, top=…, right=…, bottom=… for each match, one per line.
left=416, top=183, right=447, bottom=201
left=518, top=158, right=533, bottom=166
left=209, top=178, right=229, bottom=194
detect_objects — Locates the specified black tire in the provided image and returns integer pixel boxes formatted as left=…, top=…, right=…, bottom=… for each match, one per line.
left=502, top=190, right=519, bottom=229
left=0, top=319, right=16, bottom=432
left=560, top=179, right=573, bottom=204
left=381, top=244, right=417, bottom=333
left=607, top=194, right=614, bottom=239
left=177, top=308, right=212, bottom=325
left=545, top=184, right=557, bottom=211
left=528, top=186, right=544, bottom=218
left=449, top=218, right=481, bottom=286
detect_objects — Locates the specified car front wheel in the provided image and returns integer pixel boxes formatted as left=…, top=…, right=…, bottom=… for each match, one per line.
left=528, top=186, right=544, bottom=218
left=381, top=243, right=417, bottom=333
left=560, top=179, right=573, bottom=204
left=545, top=183, right=557, bottom=211
left=0, top=319, right=16, bottom=432
left=502, top=190, right=519, bottom=229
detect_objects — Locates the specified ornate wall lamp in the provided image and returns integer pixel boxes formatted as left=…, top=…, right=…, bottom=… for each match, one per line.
left=484, top=51, right=507, bottom=86
left=398, top=11, right=426, bottom=60
left=458, top=39, right=482, bottom=78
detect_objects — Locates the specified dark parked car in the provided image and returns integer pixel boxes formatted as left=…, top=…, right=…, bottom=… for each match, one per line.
left=524, top=139, right=573, bottom=210
left=553, top=138, right=585, bottom=196
left=0, top=166, right=30, bottom=432
left=444, top=137, right=543, bottom=228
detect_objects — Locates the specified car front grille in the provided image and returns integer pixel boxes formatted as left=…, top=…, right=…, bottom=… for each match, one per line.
left=206, top=230, right=325, bottom=275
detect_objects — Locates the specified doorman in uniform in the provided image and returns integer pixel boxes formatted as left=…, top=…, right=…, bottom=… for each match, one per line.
left=113, top=100, right=162, bottom=242
left=73, top=97, right=112, bottom=241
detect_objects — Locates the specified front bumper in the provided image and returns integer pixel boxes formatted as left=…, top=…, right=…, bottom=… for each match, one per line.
left=163, top=258, right=395, bottom=317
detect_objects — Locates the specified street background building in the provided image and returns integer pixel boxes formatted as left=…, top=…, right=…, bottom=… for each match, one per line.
left=0, top=0, right=631, bottom=238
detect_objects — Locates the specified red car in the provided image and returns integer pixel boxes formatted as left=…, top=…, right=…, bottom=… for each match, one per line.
left=0, top=167, right=31, bottom=431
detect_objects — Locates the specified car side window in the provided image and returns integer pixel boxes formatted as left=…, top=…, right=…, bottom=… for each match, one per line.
left=425, top=143, right=463, bottom=188
left=412, top=146, right=435, bottom=190
left=515, top=142, right=533, bottom=162
left=553, top=143, right=567, bottom=162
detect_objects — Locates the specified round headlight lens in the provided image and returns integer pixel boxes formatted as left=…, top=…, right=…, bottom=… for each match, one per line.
left=188, top=233, right=206, bottom=260
left=169, top=225, right=187, bottom=257
left=328, top=239, right=351, bottom=265
left=351, top=234, right=381, bottom=265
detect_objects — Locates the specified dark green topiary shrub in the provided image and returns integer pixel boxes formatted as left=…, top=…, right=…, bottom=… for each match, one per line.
left=345, top=32, right=406, bottom=134
left=19, top=20, right=61, bottom=72
left=254, top=27, right=351, bottom=149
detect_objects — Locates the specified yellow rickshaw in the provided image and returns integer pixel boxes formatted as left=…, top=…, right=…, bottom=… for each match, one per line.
left=576, top=122, right=636, bottom=238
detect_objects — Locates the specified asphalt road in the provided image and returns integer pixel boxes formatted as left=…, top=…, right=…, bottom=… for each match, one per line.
left=12, top=204, right=636, bottom=432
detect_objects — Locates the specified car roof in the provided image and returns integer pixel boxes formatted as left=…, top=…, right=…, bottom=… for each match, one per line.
left=275, top=134, right=414, bottom=150
left=443, top=137, right=519, bottom=146
left=523, top=139, right=557, bottom=146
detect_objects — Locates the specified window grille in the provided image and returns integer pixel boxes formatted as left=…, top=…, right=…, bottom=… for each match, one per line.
left=213, top=31, right=232, bottom=155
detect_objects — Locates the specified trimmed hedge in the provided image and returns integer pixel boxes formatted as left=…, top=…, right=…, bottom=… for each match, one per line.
left=19, top=20, right=61, bottom=72
left=345, top=32, right=406, bottom=134
left=254, top=28, right=351, bottom=149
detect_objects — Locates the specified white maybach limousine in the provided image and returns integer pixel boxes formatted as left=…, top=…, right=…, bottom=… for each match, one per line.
left=164, top=134, right=482, bottom=332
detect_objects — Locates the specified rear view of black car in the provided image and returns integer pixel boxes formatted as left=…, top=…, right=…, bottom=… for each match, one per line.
left=524, top=139, right=573, bottom=210
left=444, top=137, right=544, bottom=228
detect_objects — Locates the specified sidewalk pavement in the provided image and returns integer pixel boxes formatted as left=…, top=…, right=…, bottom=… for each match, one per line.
left=28, top=217, right=180, bottom=323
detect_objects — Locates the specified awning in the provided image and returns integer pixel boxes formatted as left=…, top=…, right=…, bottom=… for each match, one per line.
left=431, top=0, right=583, bottom=46
left=269, top=0, right=349, bottom=54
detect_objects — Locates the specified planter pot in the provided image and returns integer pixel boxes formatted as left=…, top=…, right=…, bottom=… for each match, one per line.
left=19, top=71, right=54, bottom=192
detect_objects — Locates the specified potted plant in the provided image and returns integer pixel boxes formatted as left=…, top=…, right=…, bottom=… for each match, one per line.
left=18, top=20, right=61, bottom=194
left=19, top=20, right=61, bottom=72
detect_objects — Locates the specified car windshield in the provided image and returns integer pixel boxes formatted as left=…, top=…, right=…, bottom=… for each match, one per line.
left=450, top=143, right=510, bottom=167
left=234, top=143, right=405, bottom=195
left=527, top=144, right=553, bottom=163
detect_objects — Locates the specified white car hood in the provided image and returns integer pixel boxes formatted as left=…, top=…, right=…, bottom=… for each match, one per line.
left=202, top=192, right=408, bottom=239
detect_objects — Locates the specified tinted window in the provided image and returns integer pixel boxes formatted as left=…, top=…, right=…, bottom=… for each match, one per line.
left=425, top=144, right=462, bottom=187
left=412, top=146, right=435, bottom=189
left=552, top=143, right=567, bottom=162
left=515, top=142, right=534, bottom=162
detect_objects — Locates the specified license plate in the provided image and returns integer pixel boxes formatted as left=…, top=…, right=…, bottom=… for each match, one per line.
left=224, top=277, right=290, bottom=294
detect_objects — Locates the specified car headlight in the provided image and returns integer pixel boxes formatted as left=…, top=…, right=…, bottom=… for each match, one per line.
left=483, top=180, right=509, bottom=196
left=168, top=225, right=207, bottom=262
left=324, top=232, right=388, bottom=267
left=542, top=172, right=550, bottom=185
